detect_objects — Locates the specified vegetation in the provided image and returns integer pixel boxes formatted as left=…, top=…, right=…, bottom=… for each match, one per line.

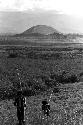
left=0, top=45, right=83, bottom=124
left=50, top=72, right=79, bottom=84
left=0, top=45, right=82, bottom=100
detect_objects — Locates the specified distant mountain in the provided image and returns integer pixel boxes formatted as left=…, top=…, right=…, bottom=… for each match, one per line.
left=15, top=25, right=83, bottom=38
left=13, top=25, right=83, bottom=44
left=22, top=25, right=59, bottom=35
left=15, top=25, right=60, bottom=36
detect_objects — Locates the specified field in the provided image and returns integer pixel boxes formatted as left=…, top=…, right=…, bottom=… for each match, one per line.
left=0, top=44, right=83, bottom=124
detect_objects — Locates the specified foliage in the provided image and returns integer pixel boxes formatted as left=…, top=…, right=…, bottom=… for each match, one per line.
left=50, top=72, right=79, bottom=84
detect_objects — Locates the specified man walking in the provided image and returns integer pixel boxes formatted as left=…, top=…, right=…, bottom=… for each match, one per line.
left=14, top=90, right=26, bottom=125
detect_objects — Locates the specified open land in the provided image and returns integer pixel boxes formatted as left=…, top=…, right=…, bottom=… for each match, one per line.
left=0, top=41, right=83, bottom=124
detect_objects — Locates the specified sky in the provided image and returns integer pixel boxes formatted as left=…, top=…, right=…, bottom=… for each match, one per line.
left=0, top=0, right=83, bottom=34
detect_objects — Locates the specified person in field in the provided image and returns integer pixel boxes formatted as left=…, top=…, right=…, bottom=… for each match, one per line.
left=14, top=90, right=26, bottom=125
left=42, top=99, right=50, bottom=118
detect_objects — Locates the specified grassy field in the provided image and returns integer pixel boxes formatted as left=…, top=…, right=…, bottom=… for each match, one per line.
left=1, top=82, right=83, bottom=125
left=0, top=45, right=83, bottom=124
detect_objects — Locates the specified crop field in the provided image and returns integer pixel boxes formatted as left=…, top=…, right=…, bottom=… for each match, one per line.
left=0, top=45, right=83, bottom=124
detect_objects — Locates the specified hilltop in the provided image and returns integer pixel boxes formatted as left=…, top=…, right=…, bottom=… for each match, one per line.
left=15, top=25, right=83, bottom=40
left=15, top=25, right=59, bottom=36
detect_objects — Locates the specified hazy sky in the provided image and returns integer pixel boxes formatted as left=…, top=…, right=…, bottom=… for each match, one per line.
left=0, top=0, right=83, bottom=34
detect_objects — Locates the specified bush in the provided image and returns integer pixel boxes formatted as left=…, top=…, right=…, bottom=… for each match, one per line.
left=53, top=87, right=60, bottom=93
left=8, top=53, right=18, bottom=58
left=64, top=74, right=78, bottom=83
left=50, top=72, right=78, bottom=84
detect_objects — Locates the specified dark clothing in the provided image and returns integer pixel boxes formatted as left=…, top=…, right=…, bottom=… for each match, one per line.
left=14, top=95, right=26, bottom=124
left=14, top=95, right=26, bottom=108
left=17, top=107, right=24, bottom=120
left=42, top=100, right=50, bottom=117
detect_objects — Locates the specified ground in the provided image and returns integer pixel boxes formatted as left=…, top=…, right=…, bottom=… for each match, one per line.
left=0, top=82, right=83, bottom=125
left=0, top=45, right=83, bottom=124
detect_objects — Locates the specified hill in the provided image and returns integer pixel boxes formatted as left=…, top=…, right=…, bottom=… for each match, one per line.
left=1, top=25, right=83, bottom=45
left=15, top=25, right=59, bottom=37
left=15, top=25, right=83, bottom=40
left=22, top=25, right=59, bottom=35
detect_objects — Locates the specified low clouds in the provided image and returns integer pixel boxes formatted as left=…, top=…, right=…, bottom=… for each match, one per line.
left=0, top=0, right=62, bottom=11
left=0, top=0, right=83, bottom=18
left=0, top=0, right=83, bottom=33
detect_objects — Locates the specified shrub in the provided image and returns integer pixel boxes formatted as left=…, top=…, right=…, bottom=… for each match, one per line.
left=53, top=87, right=60, bottom=93
left=65, top=74, right=78, bottom=83
left=8, top=53, right=18, bottom=58
left=50, top=72, right=78, bottom=84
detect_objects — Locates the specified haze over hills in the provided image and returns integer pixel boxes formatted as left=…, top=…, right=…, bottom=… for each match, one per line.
left=15, top=25, right=83, bottom=36
left=15, top=25, right=83, bottom=40
left=0, top=25, right=83, bottom=45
